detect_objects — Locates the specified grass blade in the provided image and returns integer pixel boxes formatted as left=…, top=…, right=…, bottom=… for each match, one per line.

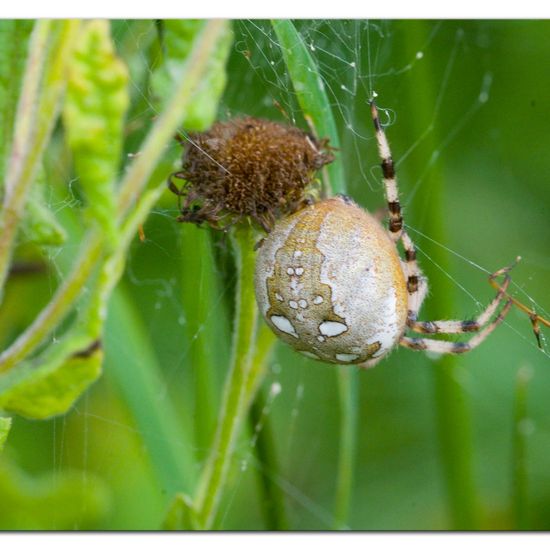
left=512, top=365, right=532, bottom=530
left=271, top=19, right=344, bottom=195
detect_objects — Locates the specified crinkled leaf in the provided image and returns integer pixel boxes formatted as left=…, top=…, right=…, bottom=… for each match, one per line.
left=0, top=456, right=110, bottom=529
left=0, top=333, right=102, bottom=419
left=0, top=416, right=11, bottom=452
left=63, top=19, right=129, bottom=245
left=152, top=19, right=233, bottom=130
left=20, top=164, right=67, bottom=246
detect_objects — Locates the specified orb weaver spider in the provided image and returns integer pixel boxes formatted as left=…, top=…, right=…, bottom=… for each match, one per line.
left=253, top=101, right=549, bottom=366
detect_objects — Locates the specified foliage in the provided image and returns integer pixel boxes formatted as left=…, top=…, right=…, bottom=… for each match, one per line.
left=1, top=19, right=550, bottom=531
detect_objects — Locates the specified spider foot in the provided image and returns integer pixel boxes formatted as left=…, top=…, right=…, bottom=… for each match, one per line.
left=489, top=256, right=550, bottom=349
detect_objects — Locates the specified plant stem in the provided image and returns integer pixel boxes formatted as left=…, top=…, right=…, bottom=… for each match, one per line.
left=333, top=367, right=358, bottom=529
left=245, top=322, right=277, bottom=410
left=179, top=225, right=228, bottom=463
left=0, top=20, right=229, bottom=372
left=249, top=385, right=289, bottom=530
left=432, top=362, right=478, bottom=528
left=0, top=21, right=78, bottom=298
left=0, top=234, right=103, bottom=372
left=193, top=225, right=259, bottom=529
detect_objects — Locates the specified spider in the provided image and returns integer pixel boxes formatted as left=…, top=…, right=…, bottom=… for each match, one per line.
left=253, top=100, right=544, bottom=367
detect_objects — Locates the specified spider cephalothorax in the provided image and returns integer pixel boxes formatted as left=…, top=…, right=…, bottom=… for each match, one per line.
left=254, top=101, right=520, bottom=367
left=169, top=117, right=334, bottom=232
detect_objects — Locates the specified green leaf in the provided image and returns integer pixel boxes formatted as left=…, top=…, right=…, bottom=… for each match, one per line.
left=20, top=164, right=67, bottom=246
left=0, top=416, right=11, bottom=452
left=0, top=20, right=79, bottom=300
left=152, top=19, right=233, bottom=130
left=105, top=286, right=194, bottom=495
left=163, top=493, right=198, bottom=530
left=0, top=456, right=110, bottom=529
left=271, top=20, right=344, bottom=195
left=63, top=20, right=129, bottom=246
left=0, top=332, right=102, bottom=419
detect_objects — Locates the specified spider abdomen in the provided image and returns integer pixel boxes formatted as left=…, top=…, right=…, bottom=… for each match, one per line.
left=254, top=196, right=408, bottom=366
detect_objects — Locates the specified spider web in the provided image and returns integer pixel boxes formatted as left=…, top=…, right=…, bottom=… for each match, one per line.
left=16, top=19, right=550, bottom=531
left=216, top=21, right=550, bottom=529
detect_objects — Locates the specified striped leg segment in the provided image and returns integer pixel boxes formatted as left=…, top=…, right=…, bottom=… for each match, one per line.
left=407, top=263, right=513, bottom=335
left=370, top=101, right=423, bottom=314
left=400, top=299, right=513, bottom=354
left=370, top=101, right=403, bottom=240
left=400, top=260, right=518, bottom=355
left=400, top=229, right=426, bottom=307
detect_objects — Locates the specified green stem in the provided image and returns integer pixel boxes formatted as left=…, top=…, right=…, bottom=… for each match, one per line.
left=179, top=225, right=228, bottom=463
left=0, top=20, right=229, bottom=372
left=249, top=385, right=289, bottom=530
left=245, top=322, right=277, bottom=410
left=0, top=234, right=103, bottom=372
left=244, top=322, right=281, bottom=528
left=333, top=367, right=358, bottom=530
left=512, top=365, right=532, bottom=530
left=194, top=225, right=259, bottom=529
left=432, top=362, right=478, bottom=528
left=0, top=183, right=165, bottom=373
left=0, top=21, right=78, bottom=298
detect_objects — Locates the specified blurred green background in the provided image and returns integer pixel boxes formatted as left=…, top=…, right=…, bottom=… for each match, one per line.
left=1, top=20, right=550, bottom=530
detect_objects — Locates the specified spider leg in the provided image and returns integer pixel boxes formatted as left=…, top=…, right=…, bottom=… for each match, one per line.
left=369, top=99, right=524, bottom=353
left=167, top=171, right=189, bottom=212
left=488, top=257, right=550, bottom=348
left=399, top=229, right=428, bottom=313
left=369, top=101, right=426, bottom=314
left=400, top=299, right=513, bottom=354
left=167, top=171, right=187, bottom=195
left=370, top=100, right=403, bottom=241
left=407, top=263, right=514, bottom=335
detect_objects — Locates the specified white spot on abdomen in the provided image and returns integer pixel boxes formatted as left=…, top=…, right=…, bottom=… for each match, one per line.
left=319, top=321, right=348, bottom=337
left=271, top=315, right=298, bottom=338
